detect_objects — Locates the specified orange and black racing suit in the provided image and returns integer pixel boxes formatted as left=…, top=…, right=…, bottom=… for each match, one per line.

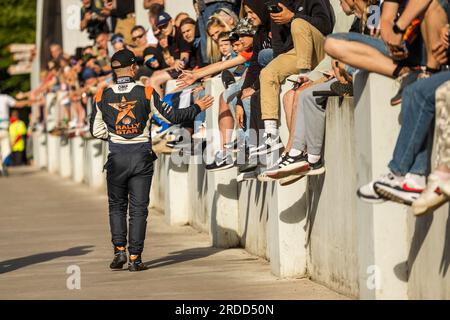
left=90, top=76, right=201, bottom=255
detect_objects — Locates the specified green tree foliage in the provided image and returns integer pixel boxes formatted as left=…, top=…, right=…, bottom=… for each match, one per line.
left=0, top=0, right=36, bottom=95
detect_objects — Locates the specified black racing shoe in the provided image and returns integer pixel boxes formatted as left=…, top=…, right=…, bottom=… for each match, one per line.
left=221, top=69, right=236, bottom=89
left=110, top=247, right=127, bottom=270
left=391, top=70, right=421, bottom=106
left=128, top=255, right=147, bottom=272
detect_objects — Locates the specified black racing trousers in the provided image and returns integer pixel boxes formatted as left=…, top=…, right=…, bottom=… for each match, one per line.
left=106, top=150, right=154, bottom=255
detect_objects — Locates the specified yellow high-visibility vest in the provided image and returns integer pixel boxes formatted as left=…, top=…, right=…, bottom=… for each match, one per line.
left=9, top=120, right=27, bottom=152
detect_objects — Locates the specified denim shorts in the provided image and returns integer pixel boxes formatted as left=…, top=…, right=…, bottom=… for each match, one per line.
left=327, top=32, right=389, bottom=56
left=223, top=77, right=245, bottom=107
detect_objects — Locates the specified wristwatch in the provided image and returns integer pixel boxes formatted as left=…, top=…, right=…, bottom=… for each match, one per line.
left=393, top=22, right=406, bottom=35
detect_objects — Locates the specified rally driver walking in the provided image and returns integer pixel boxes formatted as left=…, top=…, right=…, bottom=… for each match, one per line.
left=90, top=49, right=214, bottom=271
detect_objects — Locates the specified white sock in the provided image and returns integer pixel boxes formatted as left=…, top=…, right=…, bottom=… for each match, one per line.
left=264, top=120, right=278, bottom=136
left=289, top=149, right=302, bottom=157
left=308, top=154, right=321, bottom=164
left=405, top=173, right=426, bottom=189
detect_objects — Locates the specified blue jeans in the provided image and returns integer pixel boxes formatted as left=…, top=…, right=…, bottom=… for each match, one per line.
left=198, top=2, right=234, bottom=64
left=223, top=77, right=245, bottom=105
left=258, top=49, right=274, bottom=67
left=194, top=88, right=206, bottom=133
left=327, top=32, right=425, bottom=67
left=239, top=96, right=251, bottom=142
left=222, top=77, right=251, bottom=141
left=389, top=71, right=450, bottom=175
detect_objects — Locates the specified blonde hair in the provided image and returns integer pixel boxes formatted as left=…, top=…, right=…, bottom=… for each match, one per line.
left=206, top=15, right=232, bottom=63
left=361, top=0, right=379, bottom=32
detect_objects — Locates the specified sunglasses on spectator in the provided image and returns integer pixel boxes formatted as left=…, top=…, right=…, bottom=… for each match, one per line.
left=158, top=23, right=170, bottom=31
left=132, top=33, right=145, bottom=42
left=145, top=56, right=157, bottom=64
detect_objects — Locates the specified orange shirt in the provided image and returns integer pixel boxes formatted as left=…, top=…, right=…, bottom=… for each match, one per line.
left=239, top=50, right=253, bottom=62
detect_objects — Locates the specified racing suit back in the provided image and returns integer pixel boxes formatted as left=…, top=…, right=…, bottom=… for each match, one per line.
left=90, top=76, right=201, bottom=151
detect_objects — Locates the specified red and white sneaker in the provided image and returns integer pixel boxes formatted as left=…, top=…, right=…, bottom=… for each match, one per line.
left=412, top=173, right=449, bottom=215
left=374, top=173, right=425, bottom=206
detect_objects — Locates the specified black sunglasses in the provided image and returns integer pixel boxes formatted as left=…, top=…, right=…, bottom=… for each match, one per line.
left=132, top=33, right=145, bottom=41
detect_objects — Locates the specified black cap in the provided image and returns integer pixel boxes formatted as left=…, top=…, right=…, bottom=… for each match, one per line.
left=156, top=12, right=172, bottom=28
left=111, top=49, right=136, bottom=69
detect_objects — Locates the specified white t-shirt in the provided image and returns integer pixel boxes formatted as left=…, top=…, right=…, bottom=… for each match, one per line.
left=0, top=94, right=16, bottom=130
left=146, top=29, right=158, bottom=46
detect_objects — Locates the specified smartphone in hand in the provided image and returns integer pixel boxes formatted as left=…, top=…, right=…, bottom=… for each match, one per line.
left=266, top=2, right=282, bottom=14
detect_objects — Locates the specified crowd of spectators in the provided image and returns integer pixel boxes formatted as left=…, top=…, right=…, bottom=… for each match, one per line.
left=11, top=0, right=450, bottom=216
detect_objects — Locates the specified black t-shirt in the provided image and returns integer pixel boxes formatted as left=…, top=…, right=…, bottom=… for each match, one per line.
left=81, top=2, right=110, bottom=39
left=111, top=0, right=135, bottom=18
left=168, top=29, right=191, bottom=60
left=186, top=39, right=206, bottom=70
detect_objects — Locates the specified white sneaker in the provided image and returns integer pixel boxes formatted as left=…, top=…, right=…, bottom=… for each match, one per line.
left=374, top=172, right=424, bottom=206
left=249, top=133, right=284, bottom=157
left=357, top=172, right=405, bottom=204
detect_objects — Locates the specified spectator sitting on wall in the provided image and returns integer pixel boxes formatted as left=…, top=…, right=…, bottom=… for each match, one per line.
left=255, top=0, right=335, bottom=160
left=80, top=0, right=110, bottom=40
left=356, top=0, right=450, bottom=207
left=111, top=33, right=126, bottom=53
left=147, top=12, right=193, bottom=93
left=147, top=3, right=164, bottom=45
left=176, top=18, right=256, bottom=90
left=205, top=14, right=236, bottom=63
left=129, top=25, right=151, bottom=64
left=94, top=32, right=112, bottom=73
left=197, top=0, right=241, bottom=63
left=102, top=0, right=136, bottom=45
left=180, top=17, right=207, bottom=70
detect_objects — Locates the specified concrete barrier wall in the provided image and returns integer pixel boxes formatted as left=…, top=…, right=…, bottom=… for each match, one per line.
left=35, top=72, right=450, bottom=299
left=306, top=97, right=359, bottom=297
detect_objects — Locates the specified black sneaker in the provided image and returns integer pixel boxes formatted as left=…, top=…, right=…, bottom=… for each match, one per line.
left=258, top=153, right=289, bottom=182
left=279, top=158, right=325, bottom=182
left=205, top=152, right=234, bottom=172
left=330, top=81, right=353, bottom=96
left=221, top=69, right=236, bottom=89
left=391, top=70, right=421, bottom=106
left=110, top=246, right=127, bottom=270
left=249, top=133, right=284, bottom=157
left=238, top=162, right=258, bottom=173
left=128, top=255, right=147, bottom=272
left=237, top=169, right=258, bottom=182
left=264, top=152, right=308, bottom=179
left=303, top=159, right=325, bottom=176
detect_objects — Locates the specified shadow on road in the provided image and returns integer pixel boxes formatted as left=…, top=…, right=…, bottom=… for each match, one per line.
left=0, top=246, right=94, bottom=275
left=144, top=247, right=223, bottom=269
